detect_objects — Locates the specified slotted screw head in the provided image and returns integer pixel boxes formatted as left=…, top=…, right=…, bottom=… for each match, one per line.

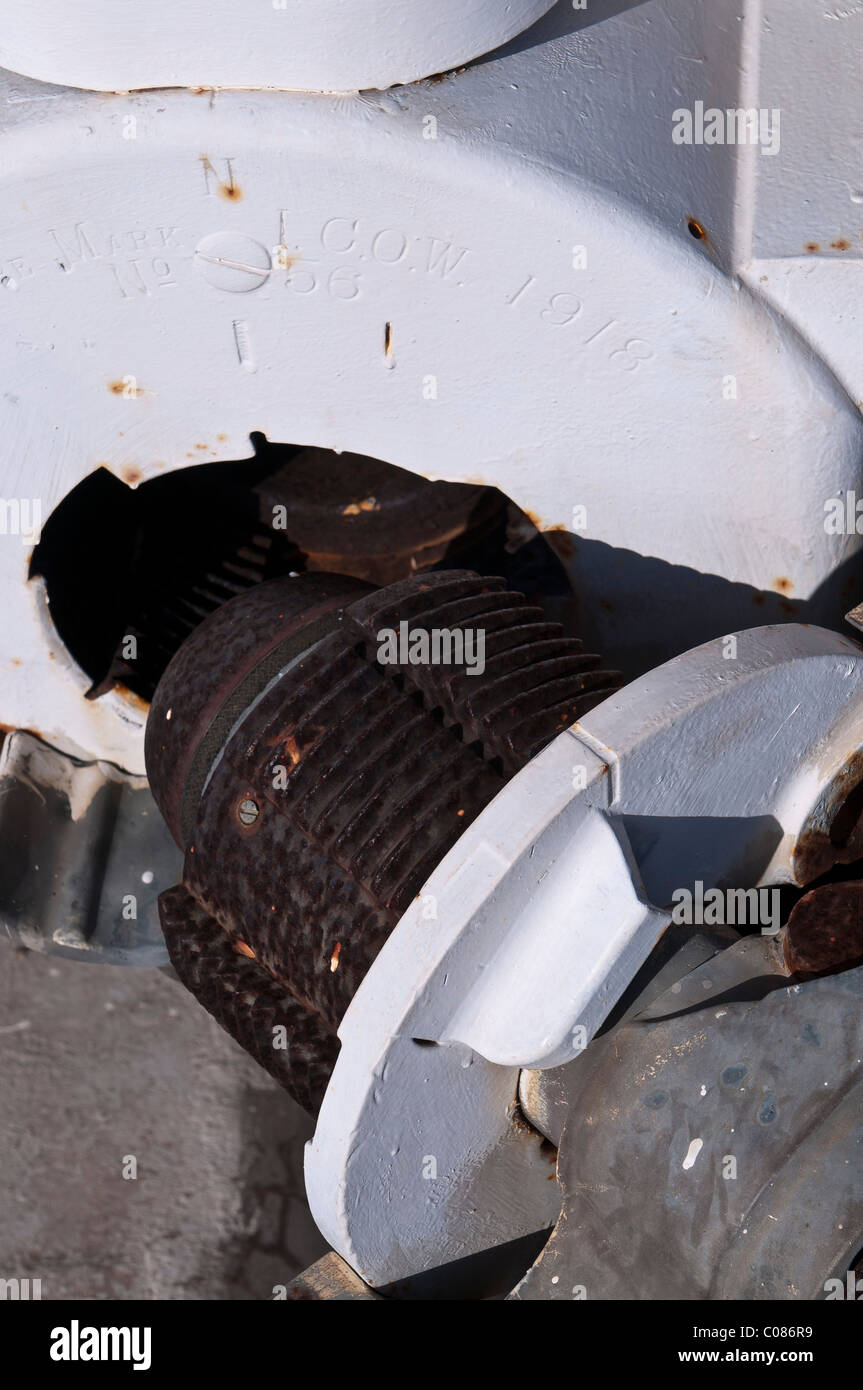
left=237, top=798, right=260, bottom=826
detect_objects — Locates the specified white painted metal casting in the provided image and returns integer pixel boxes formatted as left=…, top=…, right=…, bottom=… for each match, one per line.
left=3, top=0, right=863, bottom=1291
left=2, top=0, right=862, bottom=773
left=0, top=0, right=558, bottom=93
left=305, top=623, right=863, bottom=1284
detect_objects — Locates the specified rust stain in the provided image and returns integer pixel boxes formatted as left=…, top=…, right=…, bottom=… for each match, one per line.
left=113, top=682, right=151, bottom=715
left=108, top=379, right=145, bottom=398
left=342, top=497, right=379, bottom=516
left=804, top=242, right=820, bottom=254
left=546, top=530, right=577, bottom=559
left=199, top=154, right=242, bottom=201
left=773, top=576, right=793, bottom=594
left=233, top=939, right=256, bottom=959
left=508, top=1103, right=536, bottom=1138
left=831, top=238, right=851, bottom=251
left=123, top=466, right=143, bottom=485
left=785, top=882, right=863, bottom=978
left=687, top=217, right=707, bottom=242
left=217, top=433, right=228, bottom=442
left=793, top=748, right=863, bottom=884
left=274, top=246, right=298, bottom=270
left=329, top=942, right=341, bottom=973
left=426, top=65, right=468, bottom=85
left=510, top=510, right=583, bottom=559
left=283, top=734, right=302, bottom=767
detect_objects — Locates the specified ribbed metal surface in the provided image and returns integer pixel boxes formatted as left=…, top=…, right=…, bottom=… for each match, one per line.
left=160, top=882, right=338, bottom=1114
left=151, top=570, right=620, bottom=1113
left=93, top=524, right=304, bottom=701
left=146, top=571, right=372, bottom=849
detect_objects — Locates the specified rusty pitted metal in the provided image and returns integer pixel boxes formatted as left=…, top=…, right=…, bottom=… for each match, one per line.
left=791, top=749, right=863, bottom=885
left=159, top=882, right=339, bottom=1115
left=145, top=570, right=373, bottom=849
left=252, top=448, right=511, bottom=587
left=784, top=880, right=863, bottom=978
left=148, top=569, right=620, bottom=1112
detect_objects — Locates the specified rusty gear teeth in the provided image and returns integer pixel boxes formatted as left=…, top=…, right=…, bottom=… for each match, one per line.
left=159, top=883, right=338, bottom=1114
left=147, top=570, right=621, bottom=1114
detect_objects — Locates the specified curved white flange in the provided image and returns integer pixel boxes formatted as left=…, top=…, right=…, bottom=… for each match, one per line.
left=305, top=623, right=863, bottom=1286
left=306, top=734, right=661, bottom=1288
left=0, top=1, right=557, bottom=93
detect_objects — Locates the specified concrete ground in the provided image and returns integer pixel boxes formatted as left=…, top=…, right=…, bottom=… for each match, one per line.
left=0, top=940, right=328, bottom=1299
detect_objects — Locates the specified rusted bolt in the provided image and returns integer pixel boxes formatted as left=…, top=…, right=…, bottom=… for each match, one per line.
left=237, top=797, right=260, bottom=826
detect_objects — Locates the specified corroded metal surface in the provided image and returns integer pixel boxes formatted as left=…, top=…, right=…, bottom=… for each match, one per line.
left=785, top=881, right=863, bottom=978
left=252, top=447, right=510, bottom=588
left=149, top=569, right=619, bottom=1112
left=146, top=571, right=371, bottom=849
left=87, top=448, right=520, bottom=702
left=160, top=882, right=338, bottom=1115
left=791, top=748, right=863, bottom=885
left=183, top=570, right=619, bottom=1026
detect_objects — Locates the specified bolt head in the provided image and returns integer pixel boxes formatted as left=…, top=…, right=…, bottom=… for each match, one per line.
left=237, top=797, right=260, bottom=826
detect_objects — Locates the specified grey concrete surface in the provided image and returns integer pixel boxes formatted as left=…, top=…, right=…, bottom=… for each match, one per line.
left=0, top=940, right=328, bottom=1299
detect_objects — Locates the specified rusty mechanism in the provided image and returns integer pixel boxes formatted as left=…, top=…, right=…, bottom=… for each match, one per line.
left=32, top=444, right=526, bottom=704
left=252, top=447, right=511, bottom=587
left=146, top=569, right=620, bottom=1113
